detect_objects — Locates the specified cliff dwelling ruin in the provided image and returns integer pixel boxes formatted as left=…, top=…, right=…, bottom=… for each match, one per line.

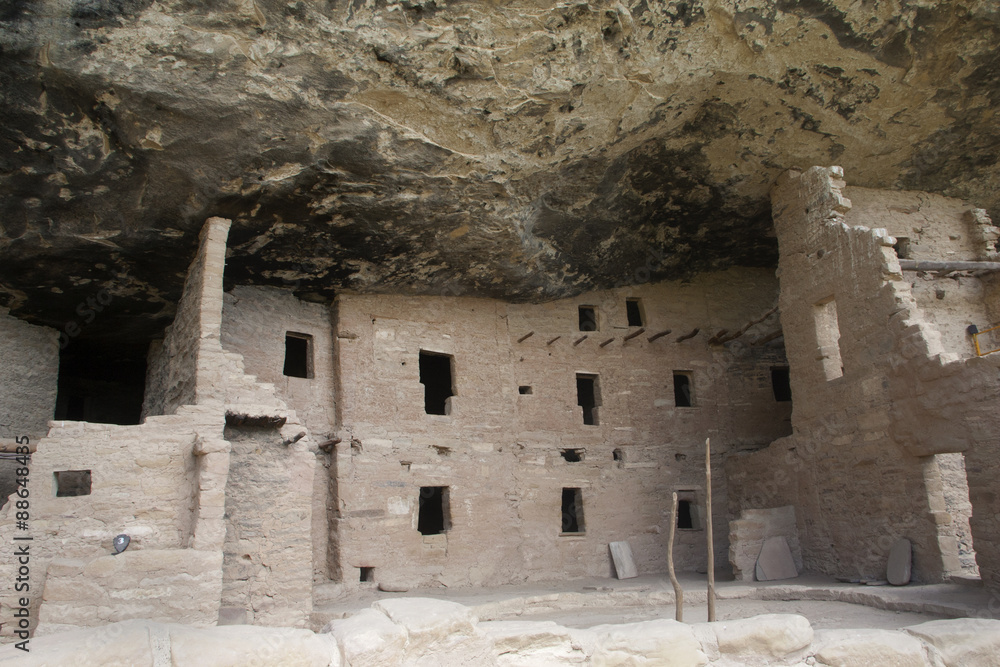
left=4, top=0, right=1000, bottom=665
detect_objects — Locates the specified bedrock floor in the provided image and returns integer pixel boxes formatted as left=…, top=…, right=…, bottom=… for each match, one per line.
left=311, top=573, right=994, bottom=632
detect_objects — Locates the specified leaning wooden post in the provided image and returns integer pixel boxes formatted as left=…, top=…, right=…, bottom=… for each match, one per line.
left=705, top=437, right=716, bottom=622
left=668, top=491, right=684, bottom=622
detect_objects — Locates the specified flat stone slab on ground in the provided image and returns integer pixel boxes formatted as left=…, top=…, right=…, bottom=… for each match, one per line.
left=755, top=536, right=798, bottom=581
left=887, top=538, right=912, bottom=586
left=609, top=541, right=638, bottom=579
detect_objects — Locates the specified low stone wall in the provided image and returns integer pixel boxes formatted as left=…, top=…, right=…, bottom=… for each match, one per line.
left=4, top=599, right=1000, bottom=666
left=35, top=550, right=223, bottom=636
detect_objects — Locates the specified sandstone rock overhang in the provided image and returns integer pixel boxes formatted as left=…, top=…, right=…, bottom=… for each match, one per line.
left=2, top=0, right=999, bottom=341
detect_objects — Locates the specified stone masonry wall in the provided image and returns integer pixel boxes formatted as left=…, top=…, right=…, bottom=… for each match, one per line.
left=331, top=270, right=792, bottom=589
left=220, top=425, right=314, bottom=628
left=0, top=309, right=58, bottom=447
left=0, top=410, right=217, bottom=636
left=729, top=168, right=959, bottom=581
left=0, top=217, right=243, bottom=638
left=142, top=217, right=232, bottom=418
left=221, top=285, right=336, bottom=439
left=843, top=186, right=998, bottom=358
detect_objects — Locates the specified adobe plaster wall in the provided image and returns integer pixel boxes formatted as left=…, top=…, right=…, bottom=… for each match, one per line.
left=330, top=271, right=792, bottom=589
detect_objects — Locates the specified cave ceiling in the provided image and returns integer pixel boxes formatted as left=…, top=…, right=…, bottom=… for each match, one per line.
left=2, top=0, right=999, bottom=340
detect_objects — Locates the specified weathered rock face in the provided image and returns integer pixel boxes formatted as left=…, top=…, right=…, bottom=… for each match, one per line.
left=2, top=0, right=1000, bottom=339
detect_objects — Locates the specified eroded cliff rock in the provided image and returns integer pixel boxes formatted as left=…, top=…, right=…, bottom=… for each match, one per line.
left=2, top=0, right=999, bottom=338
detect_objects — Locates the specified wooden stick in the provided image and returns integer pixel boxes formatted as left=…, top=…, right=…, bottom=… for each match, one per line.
left=713, top=306, right=779, bottom=345
left=751, top=329, right=783, bottom=347
left=517, top=331, right=534, bottom=343
left=668, top=491, right=683, bottom=622
left=546, top=336, right=561, bottom=345
left=623, top=327, right=645, bottom=342
left=647, top=329, right=672, bottom=343
left=599, top=337, right=615, bottom=348
left=573, top=335, right=588, bottom=346
left=676, top=328, right=700, bottom=343
left=705, top=437, right=716, bottom=622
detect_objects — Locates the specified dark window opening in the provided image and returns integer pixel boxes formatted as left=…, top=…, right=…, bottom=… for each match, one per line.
left=419, top=352, right=454, bottom=415
left=676, top=491, right=699, bottom=530
left=893, top=237, right=911, bottom=259
left=576, top=374, right=600, bottom=425
left=612, top=448, right=624, bottom=467
left=55, top=339, right=147, bottom=425
left=55, top=470, right=92, bottom=497
left=673, top=372, right=693, bottom=407
left=771, top=367, right=792, bottom=402
left=65, top=395, right=86, bottom=421
left=626, top=298, right=644, bottom=327
left=418, top=486, right=449, bottom=535
left=579, top=306, right=598, bottom=332
left=518, top=385, right=533, bottom=395
left=561, top=487, right=585, bottom=534
left=283, top=333, right=312, bottom=378
left=359, top=567, right=375, bottom=582
left=677, top=500, right=694, bottom=529
left=560, top=448, right=584, bottom=462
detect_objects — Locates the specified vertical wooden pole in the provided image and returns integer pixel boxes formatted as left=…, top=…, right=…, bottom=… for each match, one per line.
left=668, top=491, right=684, bottom=622
left=706, top=437, right=716, bottom=622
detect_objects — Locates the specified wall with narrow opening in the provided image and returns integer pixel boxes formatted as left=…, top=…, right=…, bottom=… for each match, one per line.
left=813, top=298, right=843, bottom=381
left=419, top=352, right=454, bottom=415
left=728, top=167, right=999, bottom=585
left=330, top=270, right=791, bottom=587
left=576, top=374, right=600, bottom=425
left=561, top=488, right=584, bottom=534
left=221, top=285, right=336, bottom=438
left=673, top=372, right=693, bottom=407
left=418, top=486, right=449, bottom=535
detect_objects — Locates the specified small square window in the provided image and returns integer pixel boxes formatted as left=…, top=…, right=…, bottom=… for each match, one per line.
left=518, top=385, right=533, bottom=395
left=283, top=332, right=313, bottom=378
left=560, top=448, right=584, bottom=462
left=893, top=237, right=911, bottom=259
left=676, top=491, right=700, bottom=530
left=359, top=567, right=375, bottom=582
left=626, top=298, right=644, bottom=327
left=55, top=470, right=92, bottom=497
left=579, top=306, right=598, bottom=332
